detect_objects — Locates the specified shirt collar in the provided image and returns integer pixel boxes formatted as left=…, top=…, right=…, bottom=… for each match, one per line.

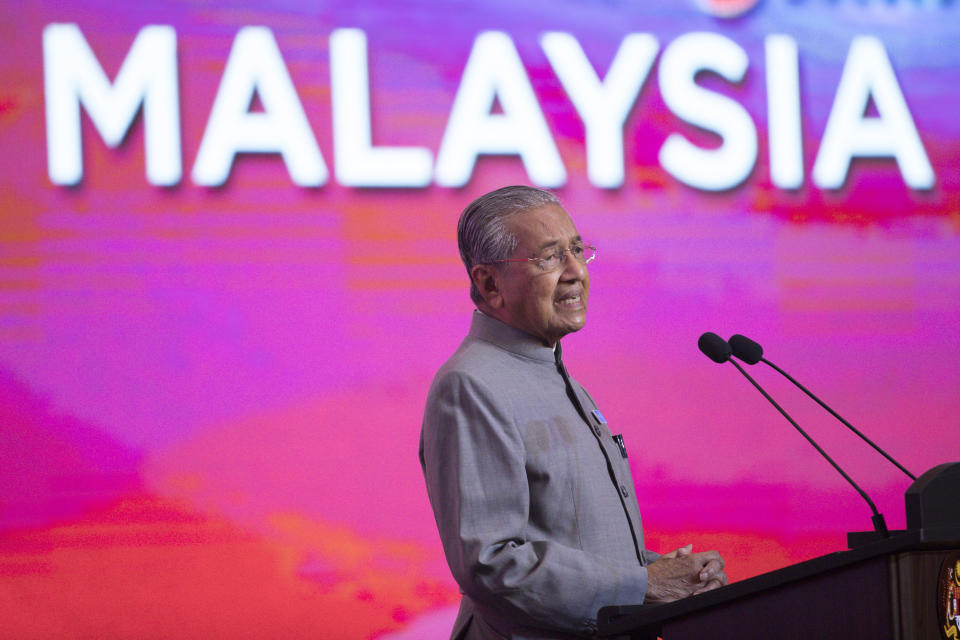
left=468, top=309, right=557, bottom=363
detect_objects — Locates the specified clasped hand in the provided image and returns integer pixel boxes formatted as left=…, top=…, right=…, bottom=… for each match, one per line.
left=645, top=544, right=728, bottom=603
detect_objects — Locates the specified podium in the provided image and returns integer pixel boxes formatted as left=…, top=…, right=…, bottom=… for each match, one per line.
left=598, top=463, right=960, bottom=640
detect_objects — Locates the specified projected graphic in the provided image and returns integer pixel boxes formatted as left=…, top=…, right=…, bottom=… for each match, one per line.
left=1, top=1, right=958, bottom=637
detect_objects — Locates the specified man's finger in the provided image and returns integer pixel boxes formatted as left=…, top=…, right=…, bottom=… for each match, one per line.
left=693, top=578, right=724, bottom=595
left=661, top=543, right=693, bottom=560
left=698, top=557, right=725, bottom=582
left=692, top=549, right=723, bottom=564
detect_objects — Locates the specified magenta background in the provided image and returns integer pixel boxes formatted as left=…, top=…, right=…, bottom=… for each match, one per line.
left=1, top=1, right=959, bottom=637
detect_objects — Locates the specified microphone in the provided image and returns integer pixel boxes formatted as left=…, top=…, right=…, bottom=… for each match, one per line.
left=698, top=332, right=732, bottom=363
left=728, top=334, right=916, bottom=481
left=697, top=332, right=890, bottom=538
left=727, top=334, right=762, bottom=364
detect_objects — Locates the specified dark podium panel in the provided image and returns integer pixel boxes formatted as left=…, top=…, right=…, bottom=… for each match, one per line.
left=599, top=463, right=960, bottom=640
left=599, top=529, right=959, bottom=640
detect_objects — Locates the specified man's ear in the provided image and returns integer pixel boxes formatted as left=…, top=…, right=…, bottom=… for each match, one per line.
left=471, top=264, right=503, bottom=309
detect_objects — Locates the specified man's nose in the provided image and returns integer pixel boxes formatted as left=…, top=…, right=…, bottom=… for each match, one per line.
left=560, top=250, right=588, bottom=280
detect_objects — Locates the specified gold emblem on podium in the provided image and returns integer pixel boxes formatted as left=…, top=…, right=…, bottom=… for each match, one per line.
left=940, top=553, right=960, bottom=639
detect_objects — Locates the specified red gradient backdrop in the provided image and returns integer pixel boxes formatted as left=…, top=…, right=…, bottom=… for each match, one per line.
left=1, top=1, right=958, bottom=638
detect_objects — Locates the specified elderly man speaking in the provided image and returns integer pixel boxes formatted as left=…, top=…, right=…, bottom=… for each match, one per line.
left=420, top=186, right=727, bottom=640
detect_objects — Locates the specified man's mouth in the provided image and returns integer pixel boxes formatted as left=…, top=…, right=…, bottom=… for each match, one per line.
left=556, top=293, right=583, bottom=308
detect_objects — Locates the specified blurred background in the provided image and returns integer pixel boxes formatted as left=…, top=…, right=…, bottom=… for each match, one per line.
left=1, top=0, right=958, bottom=637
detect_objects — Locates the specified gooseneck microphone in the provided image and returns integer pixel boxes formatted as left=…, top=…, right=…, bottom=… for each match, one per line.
left=697, top=332, right=890, bottom=538
left=728, top=334, right=916, bottom=481
left=698, top=332, right=732, bottom=363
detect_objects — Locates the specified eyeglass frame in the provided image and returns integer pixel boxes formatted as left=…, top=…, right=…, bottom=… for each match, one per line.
left=488, top=242, right=597, bottom=272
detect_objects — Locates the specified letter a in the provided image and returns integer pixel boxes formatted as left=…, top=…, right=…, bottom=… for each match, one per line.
left=192, top=27, right=327, bottom=187
left=435, top=32, right=565, bottom=188
left=812, top=36, right=934, bottom=190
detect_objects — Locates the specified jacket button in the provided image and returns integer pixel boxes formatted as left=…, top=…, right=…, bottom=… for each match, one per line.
left=619, top=484, right=629, bottom=497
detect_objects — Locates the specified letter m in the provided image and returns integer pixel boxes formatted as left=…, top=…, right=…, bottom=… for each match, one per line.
left=43, top=24, right=180, bottom=185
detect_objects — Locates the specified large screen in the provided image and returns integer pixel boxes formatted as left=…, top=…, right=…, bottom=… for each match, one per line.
left=2, top=1, right=958, bottom=637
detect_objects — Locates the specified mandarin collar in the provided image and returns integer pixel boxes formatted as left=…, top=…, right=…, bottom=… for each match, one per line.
left=468, top=310, right=557, bottom=364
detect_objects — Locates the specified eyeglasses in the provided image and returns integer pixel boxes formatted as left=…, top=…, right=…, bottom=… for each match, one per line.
left=491, top=243, right=597, bottom=272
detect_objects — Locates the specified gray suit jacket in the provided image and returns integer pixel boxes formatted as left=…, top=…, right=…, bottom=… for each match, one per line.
left=420, top=312, right=658, bottom=640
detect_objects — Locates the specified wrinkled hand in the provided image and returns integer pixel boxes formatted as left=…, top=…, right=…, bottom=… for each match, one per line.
left=645, top=544, right=727, bottom=603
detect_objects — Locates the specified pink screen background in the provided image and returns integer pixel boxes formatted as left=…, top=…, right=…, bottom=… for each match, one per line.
left=1, top=1, right=959, bottom=637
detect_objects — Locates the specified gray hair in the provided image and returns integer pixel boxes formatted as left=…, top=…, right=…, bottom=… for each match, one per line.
left=457, top=185, right=561, bottom=305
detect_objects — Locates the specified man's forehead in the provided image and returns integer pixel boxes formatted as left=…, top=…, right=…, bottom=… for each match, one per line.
left=533, top=233, right=582, bottom=252
left=507, top=204, right=581, bottom=249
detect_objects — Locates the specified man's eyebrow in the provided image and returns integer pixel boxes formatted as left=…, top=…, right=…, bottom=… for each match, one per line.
left=535, top=234, right=582, bottom=252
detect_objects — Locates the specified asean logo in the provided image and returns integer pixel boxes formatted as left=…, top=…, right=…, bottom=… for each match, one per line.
left=693, top=0, right=763, bottom=18
left=940, top=553, right=960, bottom=640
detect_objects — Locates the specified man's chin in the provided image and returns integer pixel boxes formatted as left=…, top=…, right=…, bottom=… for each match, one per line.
left=554, top=315, right=587, bottom=339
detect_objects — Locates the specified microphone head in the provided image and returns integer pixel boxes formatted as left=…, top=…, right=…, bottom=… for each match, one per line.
left=698, top=332, right=732, bottom=363
left=729, top=334, right=763, bottom=365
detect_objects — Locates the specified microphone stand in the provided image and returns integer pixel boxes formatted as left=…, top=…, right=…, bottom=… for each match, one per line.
left=727, top=358, right=890, bottom=538
left=758, top=357, right=916, bottom=481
